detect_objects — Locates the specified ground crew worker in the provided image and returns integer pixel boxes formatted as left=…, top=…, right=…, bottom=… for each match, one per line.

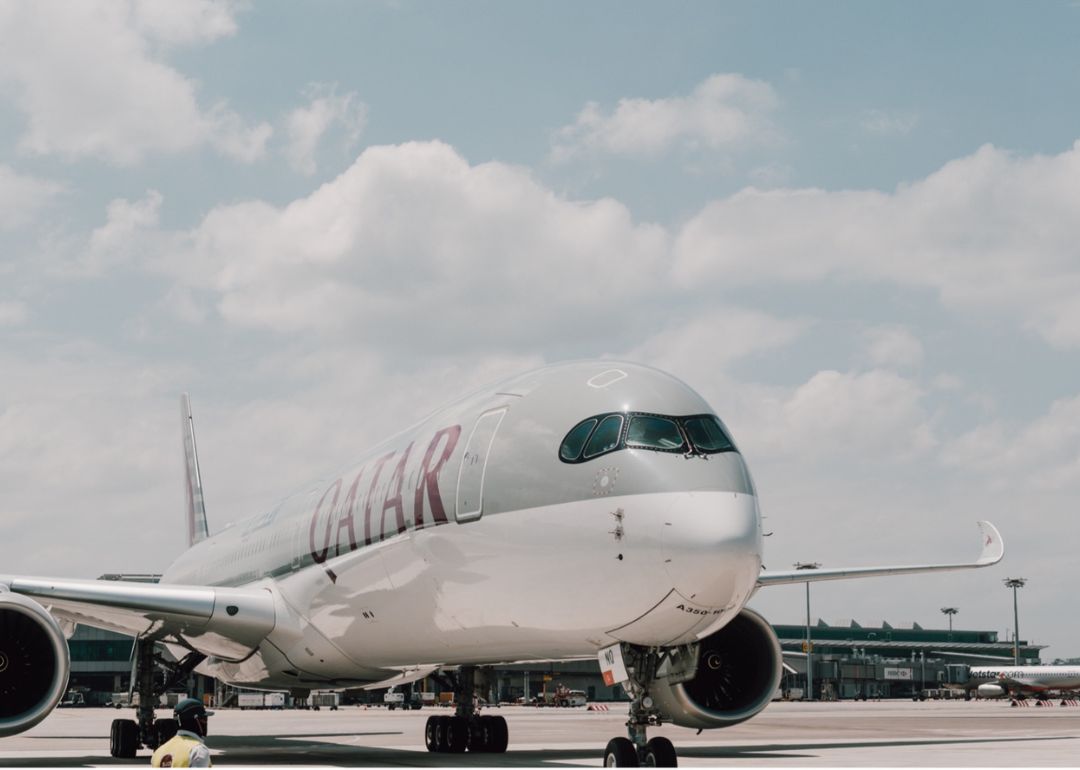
left=150, top=698, right=213, bottom=767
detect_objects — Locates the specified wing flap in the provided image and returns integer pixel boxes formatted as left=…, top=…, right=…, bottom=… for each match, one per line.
left=4, top=576, right=275, bottom=662
left=757, top=521, right=1003, bottom=588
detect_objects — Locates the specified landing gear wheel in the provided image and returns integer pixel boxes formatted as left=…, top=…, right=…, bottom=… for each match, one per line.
left=446, top=716, right=469, bottom=753
left=486, top=715, right=508, bottom=753
left=434, top=716, right=451, bottom=752
left=155, top=718, right=179, bottom=747
left=110, top=719, right=139, bottom=759
left=468, top=717, right=491, bottom=752
left=642, top=737, right=677, bottom=767
left=424, top=716, right=439, bottom=752
left=604, top=737, right=639, bottom=767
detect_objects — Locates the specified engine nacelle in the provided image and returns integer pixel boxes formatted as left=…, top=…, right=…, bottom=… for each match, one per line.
left=0, top=592, right=71, bottom=737
left=649, top=607, right=782, bottom=729
left=977, top=683, right=1007, bottom=698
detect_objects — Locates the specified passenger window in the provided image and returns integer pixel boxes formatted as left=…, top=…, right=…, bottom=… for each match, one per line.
left=626, top=415, right=685, bottom=451
left=560, top=418, right=598, bottom=461
left=583, top=415, right=624, bottom=458
left=683, top=416, right=735, bottom=453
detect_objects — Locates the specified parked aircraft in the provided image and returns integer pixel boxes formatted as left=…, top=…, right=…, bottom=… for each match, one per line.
left=0, top=361, right=1004, bottom=766
left=966, top=666, right=1080, bottom=700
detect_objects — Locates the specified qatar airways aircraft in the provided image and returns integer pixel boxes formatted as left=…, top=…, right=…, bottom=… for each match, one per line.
left=0, top=361, right=1004, bottom=766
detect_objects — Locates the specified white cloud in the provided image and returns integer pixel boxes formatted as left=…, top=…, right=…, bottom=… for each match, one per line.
left=862, top=326, right=924, bottom=368
left=130, top=0, right=240, bottom=47
left=674, top=142, right=1080, bottom=349
left=0, top=348, right=194, bottom=573
left=58, top=190, right=166, bottom=276
left=285, top=84, right=368, bottom=176
left=728, top=369, right=937, bottom=463
left=0, top=164, right=65, bottom=229
left=941, top=393, right=1080, bottom=490
left=0, top=1, right=270, bottom=165
left=170, top=141, right=669, bottom=351
left=624, top=308, right=809, bottom=387
left=551, top=73, right=778, bottom=161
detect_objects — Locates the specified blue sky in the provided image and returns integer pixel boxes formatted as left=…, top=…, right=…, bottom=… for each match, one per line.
left=1, top=1, right=1079, bottom=659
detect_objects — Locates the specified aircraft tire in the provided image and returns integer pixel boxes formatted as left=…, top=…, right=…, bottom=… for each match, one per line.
left=424, top=716, right=439, bottom=752
left=487, top=715, right=508, bottom=753
left=155, top=718, right=179, bottom=747
left=434, top=716, right=451, bottom=751
left=467, top=717, right=491, bottom=752
left=446, top=716, right=469, bottom=753
left=604, top=737, right=639, bottom=767
left=642, top=737, right=677, bottom=767
left=109, top=718, right=139, bottom=759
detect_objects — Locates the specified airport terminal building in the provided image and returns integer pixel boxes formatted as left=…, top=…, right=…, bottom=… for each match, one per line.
left=64, top=618, right=1043, bottom=706
left=773, top=619, right=1043, bottom=700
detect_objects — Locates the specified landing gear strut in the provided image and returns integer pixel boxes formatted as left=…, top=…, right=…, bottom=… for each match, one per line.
left=603, top=645, right=684, bottom=767
left=424, top=665, right=508, bottom=754
left=109, top=638, right=205, bottom=758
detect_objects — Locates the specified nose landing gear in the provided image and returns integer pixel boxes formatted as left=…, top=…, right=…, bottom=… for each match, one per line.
left=602, top=693, right=678, bottom=767
left=601, top=645, right=689, bottom=767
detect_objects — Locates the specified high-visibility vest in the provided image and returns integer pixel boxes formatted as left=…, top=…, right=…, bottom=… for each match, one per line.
left=150, top=732, right=211, bottom=767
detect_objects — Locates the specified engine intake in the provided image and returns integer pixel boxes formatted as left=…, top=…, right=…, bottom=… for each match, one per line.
left=0, top=592, right=71, bottom=737
left=650, top=607, right=782, bottom=729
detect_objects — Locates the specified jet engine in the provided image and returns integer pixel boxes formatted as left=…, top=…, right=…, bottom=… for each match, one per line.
left=650, top=607, right=782, bottom=729
left=977, top=683, right=1006, bottom=698
left=0, top=592, right=71, bottom=737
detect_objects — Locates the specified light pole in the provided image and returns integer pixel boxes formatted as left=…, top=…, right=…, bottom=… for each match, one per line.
left=941, top=607, right=958, bottom=641
left=795, top=562, right=821, bottom=701
left=1004, top=578, right=1026, bottom=665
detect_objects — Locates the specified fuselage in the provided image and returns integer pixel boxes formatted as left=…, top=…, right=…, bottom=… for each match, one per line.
left=162, top=361, right=763, bottom=689
left=969, top=666, right=1080, bottom=694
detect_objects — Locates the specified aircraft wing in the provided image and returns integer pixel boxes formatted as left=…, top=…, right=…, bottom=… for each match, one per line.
left=0, top=574, right=275, bottom=661
left=756, top=521, right=1003, bottom=588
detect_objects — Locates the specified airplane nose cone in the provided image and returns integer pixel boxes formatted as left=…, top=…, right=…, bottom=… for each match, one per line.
left=661, top=491, right=761, bottom=609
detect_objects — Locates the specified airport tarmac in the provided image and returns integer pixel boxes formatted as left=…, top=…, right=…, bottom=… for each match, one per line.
left=1, top=700, right=1078, bottom=767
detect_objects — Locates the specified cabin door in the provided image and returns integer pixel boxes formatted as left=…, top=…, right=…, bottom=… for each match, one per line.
left=455, top=407, right=507, bottom=523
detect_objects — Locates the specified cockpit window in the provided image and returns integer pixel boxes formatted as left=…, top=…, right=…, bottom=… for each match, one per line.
left=559, top=411, right=739, bottom=463
left=626, top=415, right=685, bottom=451
left=683, top=415, right=736, bottom=453
left=559, top=418, right=597, bottom=462
left=583, top=414, right=624, bottom=459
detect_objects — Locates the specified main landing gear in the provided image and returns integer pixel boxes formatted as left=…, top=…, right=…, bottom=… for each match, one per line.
left=602, top=646, right=683, bottom=767
left=109, top=638, right=205, bottom=759
left=424, top=665, right=509, bottom=754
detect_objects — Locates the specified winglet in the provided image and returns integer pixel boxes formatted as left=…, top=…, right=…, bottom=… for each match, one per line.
left=976, top=520, right=1004, bottom=566
left=181, top=394, right=209, bottom=547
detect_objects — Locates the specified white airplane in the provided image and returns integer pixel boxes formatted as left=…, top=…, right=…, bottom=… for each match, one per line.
left=0, top=362, right=1004, bottom=766
left=967, top=666, right=1080, bottom=700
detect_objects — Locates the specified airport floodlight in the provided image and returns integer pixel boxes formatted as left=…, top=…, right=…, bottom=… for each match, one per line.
left=1004, top=578, right=1026, bottom=665
left=795, top=562, right=821, bottom=700
left=940, top=607, right=958, bottom=639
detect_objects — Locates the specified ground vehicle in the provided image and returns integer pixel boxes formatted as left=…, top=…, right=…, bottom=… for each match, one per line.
left=237, top=693, right=264, bottom=710
left=385, top=690, right=424, bottom=710
left=58, top=691, right=85, bottom=708
left=312, top=692, right=340, bottom=711
left=551, top=685, right=587, bottom=707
